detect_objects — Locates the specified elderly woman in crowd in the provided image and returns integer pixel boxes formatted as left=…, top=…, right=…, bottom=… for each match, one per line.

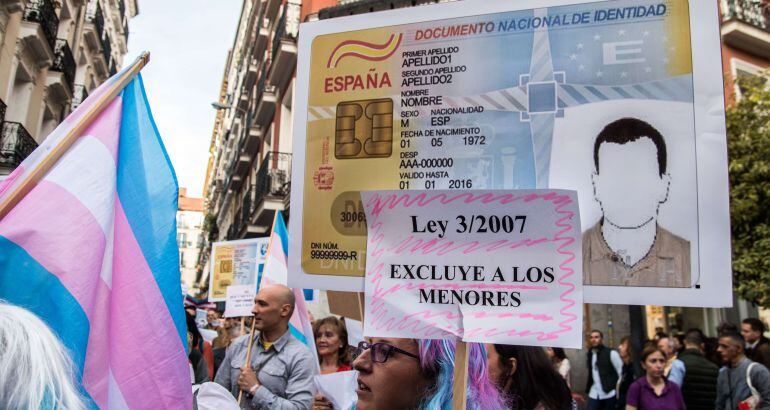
left=314, top=316, right=353, bottom=374
left=0, top=301, right=86, bottom=409
left=314, top=337, right=506, bottom=409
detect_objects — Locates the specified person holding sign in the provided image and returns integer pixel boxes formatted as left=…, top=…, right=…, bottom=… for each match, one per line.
left=215, top=284, right=317, bottom=409
left=584, top=117, right=691, bottom=288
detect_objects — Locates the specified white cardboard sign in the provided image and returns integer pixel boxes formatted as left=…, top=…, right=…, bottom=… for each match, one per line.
left=361, top=189, right=583, bottom=348
left=223, top=284, right=256, bottom=318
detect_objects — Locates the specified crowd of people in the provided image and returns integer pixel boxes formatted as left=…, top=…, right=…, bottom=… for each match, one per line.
left=182, top=286, right=770, bottom=409
left=3, top=291, right=770, bottom=409
left=582, top=323, right=770, bottom=410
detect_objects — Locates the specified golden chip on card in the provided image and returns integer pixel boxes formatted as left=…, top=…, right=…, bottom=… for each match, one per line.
left=335, top=99, right=393, bottom=159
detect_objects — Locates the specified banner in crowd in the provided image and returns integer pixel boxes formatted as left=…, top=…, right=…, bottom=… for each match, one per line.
left=288, top=0, right=731, bottom=307
left=361, top=189, right=582, bottom=347
left=208, top=237, right=269, bottom=301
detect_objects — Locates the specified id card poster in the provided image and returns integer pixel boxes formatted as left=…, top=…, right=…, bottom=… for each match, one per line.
left=208, top=237, right=270, bottom=301
left=289, top=0, right=731, bottom=307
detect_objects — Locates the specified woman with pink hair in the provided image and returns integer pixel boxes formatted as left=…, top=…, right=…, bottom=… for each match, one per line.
left=313, top=337, right=506, bottom=409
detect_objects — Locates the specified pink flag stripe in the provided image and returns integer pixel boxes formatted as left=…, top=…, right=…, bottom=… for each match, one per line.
left=108, top=199, right=190, bottom=408
left=0, top=181, right=120, bottom=406
left=0, top=161, right=188, bottom=408
left=0, top=181, right=107, bottom=306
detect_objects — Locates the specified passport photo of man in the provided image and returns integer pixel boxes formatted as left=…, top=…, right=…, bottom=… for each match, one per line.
left=583, top=117, right=691, bottom=288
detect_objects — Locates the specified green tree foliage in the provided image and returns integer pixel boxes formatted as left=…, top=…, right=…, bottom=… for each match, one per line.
left=727, top=75, right=770, bottom=307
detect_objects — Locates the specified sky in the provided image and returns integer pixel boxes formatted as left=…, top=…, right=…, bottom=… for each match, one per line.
left=125, top=1, right=243, bottom=198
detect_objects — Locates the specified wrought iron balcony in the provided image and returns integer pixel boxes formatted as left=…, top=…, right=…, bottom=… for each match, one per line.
left=0, top=122, right=38, bottom=170
left=254, top=152, right=290, bottom=202
left=109, top=59, right=117, bottom=76
left=85, top=0, right=105, bottom=42
left=268, top=2, right=299, bottom=90
left=52, top=39, right=76, bottom=93
left=722, top=0, right=768, bottom=29
left=23, top=0, right=59, bottom=52
left=721, top=0, right=770, bottom=56
left=72, top=84, right=89, bottom=111
left=255, top=69, right=277, bottom=126
left=0, top=99, right=6, bottom=126
left=235, top=186, right=255, bottom=238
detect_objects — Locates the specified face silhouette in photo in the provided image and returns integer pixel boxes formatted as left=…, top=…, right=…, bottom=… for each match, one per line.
left=583, top=118, right=691, bottom=288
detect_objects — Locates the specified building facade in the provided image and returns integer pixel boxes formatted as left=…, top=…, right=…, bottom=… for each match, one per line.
left=0, top=0, right=137, bottom=176
left=178, top=188, right=205, bottom=289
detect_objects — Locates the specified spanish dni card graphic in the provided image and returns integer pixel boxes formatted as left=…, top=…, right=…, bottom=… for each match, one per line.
left=289, top=0, right=731, bottom=308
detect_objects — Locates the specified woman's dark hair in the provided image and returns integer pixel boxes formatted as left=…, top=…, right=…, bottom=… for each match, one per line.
left=619, top=336, right=633, bottom=364
left=551, top=347, right=567, bottom=361
left=493, top=344, right=572, bottom=410
left=312, top=316, right=350, bottom=366
left=185, top=311, right=203, bottom=352
left=640, top=345, right=666, bottom=364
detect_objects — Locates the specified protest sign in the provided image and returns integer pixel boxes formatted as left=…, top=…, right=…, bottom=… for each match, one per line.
left=314, top=371, right=358, bottom=410
left=208, top=237, right=269, bottom=301
left=195, top=308, right=209, bottom=329
left=224, top=284, right=256, bottom=318
left=288, top=0, right=730, bottom=307
left=361, top=189, right=582, bottom=348
left=344, top=317, right=364, bottom=348
left=328, top=290, right=364, bottom=321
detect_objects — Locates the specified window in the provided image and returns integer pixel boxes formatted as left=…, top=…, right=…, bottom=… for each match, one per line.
left=732, top=58, right=767, bottom=100
left=177, top=233, right=187, bottom=248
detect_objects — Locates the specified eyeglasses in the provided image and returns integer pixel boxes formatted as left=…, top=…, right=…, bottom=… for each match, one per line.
left=353, top=341, right=420, bottom=363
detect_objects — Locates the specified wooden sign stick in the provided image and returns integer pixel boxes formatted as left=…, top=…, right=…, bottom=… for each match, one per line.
left=0, top=52, right=150, bottom=221
left=452, top=340, right=470, bottom=410
left=237, top=317, right=258, bottom=405
left=357, top=292, right=365, bottom=322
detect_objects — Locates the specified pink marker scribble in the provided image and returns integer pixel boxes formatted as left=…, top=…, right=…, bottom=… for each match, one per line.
left=363, top=191, right=579, bottom=343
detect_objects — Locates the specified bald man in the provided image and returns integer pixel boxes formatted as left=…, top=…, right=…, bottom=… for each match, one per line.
left=215, top=285, right=317, bottom=409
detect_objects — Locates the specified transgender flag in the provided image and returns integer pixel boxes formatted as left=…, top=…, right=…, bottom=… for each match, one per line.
left=0, top=70, right=190, bottom=408
left=260, top=211, right=319, bottom=367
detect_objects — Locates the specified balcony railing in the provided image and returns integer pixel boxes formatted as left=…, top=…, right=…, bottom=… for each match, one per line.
left=23, top=0, right=59, bottom=52
left=235, top=185, right=256, bottom=237
left=253, top=152, right=292, bottom=209
left=72, top=84, right=89, bottom=110
left=0, top=122, right=38, bottom=170
left=722, top=0, right=769, bottom=30
left=52, top=39, right=76, bottom=93
left=109, top=59, right=117, bottom=76
left=86, top=1, right=105, bottom=40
